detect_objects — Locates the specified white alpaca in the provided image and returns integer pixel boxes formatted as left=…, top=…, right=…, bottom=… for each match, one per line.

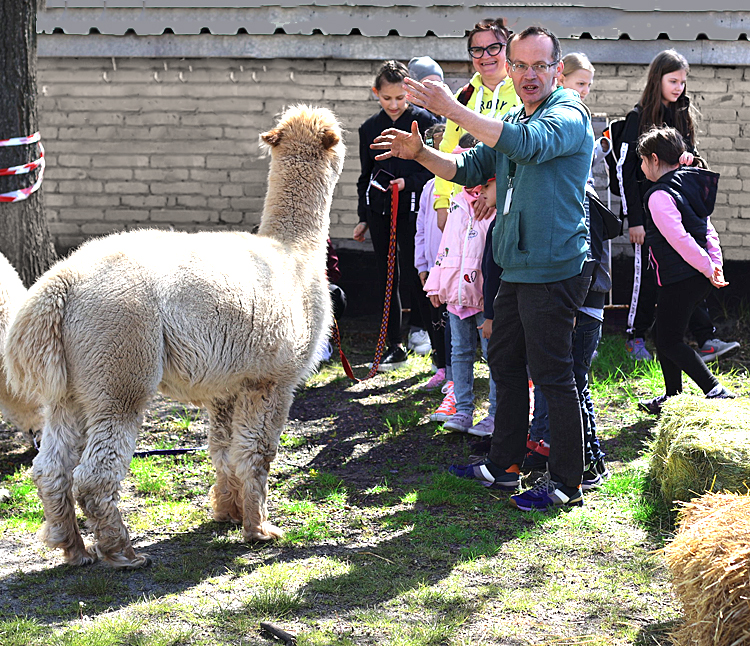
left=0, top=253, right=43, bottom=438
left=5, top=105, right=345, bottom=568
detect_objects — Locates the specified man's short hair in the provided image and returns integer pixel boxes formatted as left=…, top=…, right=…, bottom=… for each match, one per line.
left=506, top=26, right=561, bottom=64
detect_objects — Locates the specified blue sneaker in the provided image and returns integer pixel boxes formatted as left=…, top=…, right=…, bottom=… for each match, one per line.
left=581, top=459, right=610, bottom=491
left=448, top=460, right=521, bottom=490
left=510, top=472, right=583, bottom=511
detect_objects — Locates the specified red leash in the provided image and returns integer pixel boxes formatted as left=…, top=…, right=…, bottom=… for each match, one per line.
left=333, top=184, right=399, bottom=381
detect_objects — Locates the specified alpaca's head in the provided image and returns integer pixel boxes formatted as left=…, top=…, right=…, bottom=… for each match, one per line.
left=260, top=105, right=345, bottom=182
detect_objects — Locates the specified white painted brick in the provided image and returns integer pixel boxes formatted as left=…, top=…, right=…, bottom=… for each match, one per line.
left=717, top=68, right=744, bottom=79
left=688, top=66, right=716, bottom=79
left=88, top=168, right=135, bottom=181
left=57, top=208, right=107, bottom=221
left=150, top=209, right=214, bottom=222
left=720, top=179, right=743, bottom=191
left=103, top=182, right=149, bottom=194
left=103, top=209, right=150, bottom=222
left=81, top=223, right=125, bottom=236
left=219, top=211, right=244, bottom=224
left=151, top=182, right=219, bottom=196
left=134, top=169, right=190, bottom=182
left=725, top=247, right=750, bottom=261
left=73, top=195, right=121, bottom=207
left=709, top=123, right=740, bottom=137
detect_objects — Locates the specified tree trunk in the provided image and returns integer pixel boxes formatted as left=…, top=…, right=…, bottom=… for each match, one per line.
left=0, top=0, right=56, bottom=287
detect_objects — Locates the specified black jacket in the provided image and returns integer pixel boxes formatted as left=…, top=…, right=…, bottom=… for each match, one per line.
left=357, top=105, right=439, bottom=223
left=619, top=102, right=698, bottom=228
left=644, top=166, right=719, bottom=286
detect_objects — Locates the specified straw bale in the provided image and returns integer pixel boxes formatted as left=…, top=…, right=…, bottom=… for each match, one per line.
left=664, top=492, right=750, bottom=646
left=647, top=395, right=750, bottom=506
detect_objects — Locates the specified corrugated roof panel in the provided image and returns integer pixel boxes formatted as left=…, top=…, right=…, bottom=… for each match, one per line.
left=38, top=6, right=750, bottom=40
left=42, top=0, right=750, bottom=8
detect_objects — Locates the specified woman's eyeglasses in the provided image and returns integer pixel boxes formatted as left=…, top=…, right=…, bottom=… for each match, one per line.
left=468, top=42, right=505, bottom=59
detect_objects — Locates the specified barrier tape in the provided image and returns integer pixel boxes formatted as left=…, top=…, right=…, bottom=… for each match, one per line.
left=0, top=132, right=45, bottom=203
left=333, top=183, right=399, bottom=381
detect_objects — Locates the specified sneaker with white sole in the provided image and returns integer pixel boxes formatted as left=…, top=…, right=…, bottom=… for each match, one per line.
left=467, top=415, right=495, bottom=437
left=443, top=411, right=474, bottom=433
left=430, top=384, right=456, bottom=422
left=421, top=368, right=446, bottom=391
left=698, top=338, right=740, bottom=362
left=370, top=345, right=408, bottom=372
left=407, top=329, right=431, bottom=356
left=448, top=460, right=521, bottom=490
left=510, top=471, right=583, bottom=511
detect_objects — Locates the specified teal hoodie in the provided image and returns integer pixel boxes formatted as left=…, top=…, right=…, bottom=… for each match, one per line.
left=452, top=87, right=594, bottom=283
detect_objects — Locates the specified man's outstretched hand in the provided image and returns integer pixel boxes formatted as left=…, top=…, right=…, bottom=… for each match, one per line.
left=371, top=120, right=424, bottom=161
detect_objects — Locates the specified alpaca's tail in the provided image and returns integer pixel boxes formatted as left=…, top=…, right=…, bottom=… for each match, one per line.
left=5, top=270, right=71, bottom=404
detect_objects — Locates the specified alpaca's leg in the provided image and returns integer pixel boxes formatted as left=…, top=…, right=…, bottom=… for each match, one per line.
left=32, top=402, right=95, bottom=566
left=232, top=382, right=292, bottom=542
left=73, top=414, right=149, bottom=569
left=207, top=395, right=243, bottom=523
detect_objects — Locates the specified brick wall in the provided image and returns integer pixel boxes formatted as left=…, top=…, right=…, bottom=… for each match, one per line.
left=38, top=57, right=750, bottom=260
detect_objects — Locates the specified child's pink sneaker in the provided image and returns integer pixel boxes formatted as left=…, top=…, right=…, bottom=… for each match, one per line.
left=421, top=368, right=446, bottom=391
left=430, top=383, right=455, bottom=422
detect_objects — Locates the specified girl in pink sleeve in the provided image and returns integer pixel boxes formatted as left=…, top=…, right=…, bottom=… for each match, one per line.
left=636, top=126, right=736, bottom=415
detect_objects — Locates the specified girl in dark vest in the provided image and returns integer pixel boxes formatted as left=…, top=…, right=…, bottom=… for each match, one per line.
left=636, top=126, right=736, bottom=414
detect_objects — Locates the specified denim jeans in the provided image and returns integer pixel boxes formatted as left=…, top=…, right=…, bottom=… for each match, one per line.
left=487, top=276, right=591, bottom=488
left=449, top=312, right=497, bottom=416
left=528, top=312, right=605, bottom=466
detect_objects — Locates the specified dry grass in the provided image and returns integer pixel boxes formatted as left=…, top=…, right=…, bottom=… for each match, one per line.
left=647, top=395, right=750, bottom=506
left=664, top=492, right=750, bottom=646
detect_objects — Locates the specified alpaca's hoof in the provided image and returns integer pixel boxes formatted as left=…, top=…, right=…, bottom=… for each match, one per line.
left=245, top=522, right=284, bottom=542
left=109, top=553, right=152, bottom=569
left=96, top=545, right=152, bottom=569
left=65, top=547, right=98, bottom=567
left=213, top=510, right=242, bottom=524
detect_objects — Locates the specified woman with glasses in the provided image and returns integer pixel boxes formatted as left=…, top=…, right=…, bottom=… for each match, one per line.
left=432, top=18, right=521, bottom=229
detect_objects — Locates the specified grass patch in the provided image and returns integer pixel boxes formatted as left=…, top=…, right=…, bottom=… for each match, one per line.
left=4, top=315, right=739, bottom=644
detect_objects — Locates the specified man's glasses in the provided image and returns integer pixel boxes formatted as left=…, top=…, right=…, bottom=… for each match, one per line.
left=509, top=61, right=560, bottom=74
left=468, top=42, right=505, bottom=59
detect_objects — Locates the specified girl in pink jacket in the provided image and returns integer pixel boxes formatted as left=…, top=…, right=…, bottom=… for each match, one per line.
left=425, top=172, right=497, bottom=435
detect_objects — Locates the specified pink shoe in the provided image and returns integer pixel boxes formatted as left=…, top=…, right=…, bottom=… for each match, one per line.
left=422, top=368, right=446, bottom=391
left=430, top=384, right=456, bottom=422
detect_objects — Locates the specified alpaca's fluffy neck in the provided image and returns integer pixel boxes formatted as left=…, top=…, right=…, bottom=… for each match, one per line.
left=256, top=154, right=332, bottom=252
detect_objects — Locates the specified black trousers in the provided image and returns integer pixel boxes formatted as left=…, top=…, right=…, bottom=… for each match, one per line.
left=628, top=243, right=715, bottom=345
left=655, top=274, right=720, bottom=396
left=487, top=275, right=591, bottom=489
left=366, top=210, right=431, bottom=347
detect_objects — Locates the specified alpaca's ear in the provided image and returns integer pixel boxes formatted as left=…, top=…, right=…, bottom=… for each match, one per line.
left=261, top=128, right=283, bottom=147
left=321, top=128, right=340, bottom=150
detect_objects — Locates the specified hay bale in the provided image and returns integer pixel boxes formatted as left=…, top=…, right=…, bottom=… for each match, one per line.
left=664, top=492, right=750, bottom=646
left=647, top=394, right=750, bottom=506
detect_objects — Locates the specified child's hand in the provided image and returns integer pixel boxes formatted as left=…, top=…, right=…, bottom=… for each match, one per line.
left=390, top=178, right=406, bottom=192
left=352, top=222, right=368, bottom=242
left=429, top=294, right=442, bottom=308
left=629, top=224, right=645, bottom=245
left=419, top=271, right=428, bottom=286
left=710, top=266, right=729, bottom=288
left=679, top=151, right=694, bottom=166
left=474, top=194, right=496, bottom=221
left=479, top=318, right=493, bottom=339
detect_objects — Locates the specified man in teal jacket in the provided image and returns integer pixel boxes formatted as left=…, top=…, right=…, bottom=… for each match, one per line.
left=372, top=25, right=594, bottom=511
